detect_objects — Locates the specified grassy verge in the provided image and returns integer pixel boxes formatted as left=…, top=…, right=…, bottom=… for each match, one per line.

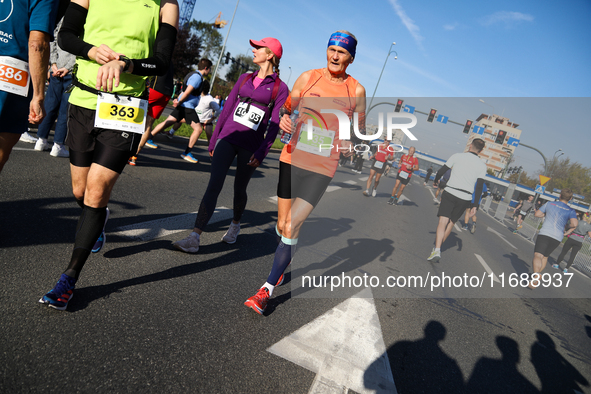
left=153, top=114, right=287, bottom=150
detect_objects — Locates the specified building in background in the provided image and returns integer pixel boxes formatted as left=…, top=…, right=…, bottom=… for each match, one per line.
left=464, top=114, right=522, bottom=176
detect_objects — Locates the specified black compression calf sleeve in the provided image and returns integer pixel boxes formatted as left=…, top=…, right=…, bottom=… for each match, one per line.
left=76, top=198, right=84, bottom=209
left=66, top=205, right=107, bottom=279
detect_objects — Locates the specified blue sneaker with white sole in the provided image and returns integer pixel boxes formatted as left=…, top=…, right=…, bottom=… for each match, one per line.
left=39, top=274, right=76, bottom=311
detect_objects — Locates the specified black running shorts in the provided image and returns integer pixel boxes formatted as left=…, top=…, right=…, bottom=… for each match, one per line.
left=438, top=191, right=471, bottom=223
left=66, top=104, right=141, bottom=174
left=371, top=160, right=386, bottom=174
left=170, top=105, right=200, bottom=125
left=534, top=234, right=561, bottom=257
left=396, top=172, right=411, bottom=186
left=277, top=161, right=332, bottom=208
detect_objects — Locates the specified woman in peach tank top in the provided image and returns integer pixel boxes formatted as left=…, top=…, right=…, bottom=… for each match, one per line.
left=244, top=30, right=366, bottom=315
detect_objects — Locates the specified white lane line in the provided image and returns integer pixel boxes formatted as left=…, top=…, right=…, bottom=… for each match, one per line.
left=268, top=195, right=278, bottom=203
left=326, top=185, right=341, bottom=193
left=475, top=254, right=500, bottom=283
left=454, top=223, right=463, bottom=232
left=343, top=180, right=357, bottom=185
left=486, top=227, right=517, bottom=249
left=111, top=207, right=233, bottom=242
left=358, top=176, right=369, bottom=181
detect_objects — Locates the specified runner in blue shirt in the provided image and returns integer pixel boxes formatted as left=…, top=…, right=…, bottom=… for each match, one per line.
left=462, top=181, right=488, bottom=233
left=529, top=188, right=578, bottom=288
left=0, top=0, right=58, bottom=173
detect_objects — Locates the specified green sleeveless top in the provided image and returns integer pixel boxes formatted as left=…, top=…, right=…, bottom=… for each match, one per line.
left=69, top=0, right=161, bottom=110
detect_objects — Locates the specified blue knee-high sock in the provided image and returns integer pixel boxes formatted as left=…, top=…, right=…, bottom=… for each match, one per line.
left=267, top=236, right=297, bottom=285
left=275, top=225, right=282, bottom=244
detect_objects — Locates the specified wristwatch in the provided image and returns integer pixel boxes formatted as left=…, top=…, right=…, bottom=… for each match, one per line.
left=119, top=55, right=132, bottom=73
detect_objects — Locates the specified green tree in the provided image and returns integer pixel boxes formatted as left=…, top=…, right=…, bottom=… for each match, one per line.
left=172, top=26, right=202, bottom=79
left=189, top=20, right=223, bottom=61
left=536, top=156, right=591, bottom=201
left=224, top=54, right=256, bottom=83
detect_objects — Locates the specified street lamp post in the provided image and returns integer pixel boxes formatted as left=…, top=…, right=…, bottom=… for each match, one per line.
left=210, top=0, right=241, bottom=93
left=368, top=42, right=397, bottom=111
left=478, top=99, right=495, bottom=120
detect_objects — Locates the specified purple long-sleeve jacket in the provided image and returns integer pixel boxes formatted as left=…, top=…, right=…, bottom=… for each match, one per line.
left=208, top=72, right=289, bottom=163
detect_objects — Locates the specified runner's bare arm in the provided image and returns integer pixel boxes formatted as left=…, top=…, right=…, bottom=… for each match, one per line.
left=28, top=30, right=51, bottom=123
left=339, top=82, right=366, bottom=157
left=279, top=70, right=313, bottom=133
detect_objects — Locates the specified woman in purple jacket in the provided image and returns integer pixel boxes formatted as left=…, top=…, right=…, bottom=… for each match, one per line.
left=173, top=37, right=288, bottom=253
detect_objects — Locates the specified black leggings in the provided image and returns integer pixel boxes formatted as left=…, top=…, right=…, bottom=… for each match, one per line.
left=557, top=237, right=583, bottom=269
left=194, top=139, right=256, bottom=230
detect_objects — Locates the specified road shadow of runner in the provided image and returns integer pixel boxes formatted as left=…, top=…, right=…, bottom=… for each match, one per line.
left=586, top=315, right=591, bottom=339
left=530, top=330, right=589, bottom=394
left=503, top=252, right=532, bottom=276
left=428, top=230, right=463, bottom=253
left=466, top=336, right=538, bottom=393
left=364, top=320, right=465, bottom=394
left=266, top=238, right=394, bottom=313
left=0, top=197, right=142, bottom=248
left=66, top=232, right=277, bottom=312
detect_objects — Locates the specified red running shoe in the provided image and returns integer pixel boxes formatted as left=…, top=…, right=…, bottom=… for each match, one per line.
left=244, top=287, right=269, bottom=315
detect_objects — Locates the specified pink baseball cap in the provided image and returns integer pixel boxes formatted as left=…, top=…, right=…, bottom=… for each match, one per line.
left=249, top=37, right=283, bottom=59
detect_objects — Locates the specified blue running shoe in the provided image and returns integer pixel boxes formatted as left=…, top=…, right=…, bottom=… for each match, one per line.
left=145, top=139, right=158, bottom=149
left=181, top=152, right=198, bottom=163
left=92, top=207, right=110, bottom=253
left=92, top=232, right=106, bottom=253
left=39, top=274, right=76, bottom=310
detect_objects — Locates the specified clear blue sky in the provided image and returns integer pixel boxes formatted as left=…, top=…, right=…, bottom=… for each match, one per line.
left=189, top=0, right=591, bottom=175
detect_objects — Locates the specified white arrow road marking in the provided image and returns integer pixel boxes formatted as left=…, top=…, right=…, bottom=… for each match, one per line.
left=343, top=180, right=357, bottom=185
left=486, top=227, right=517, bottom=249
left=267, top=288, right=396, bottom=394
left=359, top=176, right=369, bottom=181
left=326, top=185, right=341, bottom=193
left=474, top=254, right=500, bottom=283
left=454, top=223, right=463, bottom=232
left=111, top=207, right=233, bottom=241
left=396, top=195, right=411, bottom=206
left=268, top=195, right=278, bottom=204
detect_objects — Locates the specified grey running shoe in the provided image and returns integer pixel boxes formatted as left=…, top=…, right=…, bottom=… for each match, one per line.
left=427, top=249, right=441, bottom=262
left=173, top=233, right=200, bottom=253
left=222, top=222, right=240, bottom=244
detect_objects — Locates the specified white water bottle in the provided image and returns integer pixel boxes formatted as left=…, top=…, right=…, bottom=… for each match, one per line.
left=281, top=110, right=299, bottom=144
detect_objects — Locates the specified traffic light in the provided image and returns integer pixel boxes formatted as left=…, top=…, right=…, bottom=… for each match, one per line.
left=427, top=108, right=437, bottom=123
left=225, top=52, right=231, bottom=64
left=495, top=130, right=507, bottom=144
left=462, top=120, right=473, bottom=134
left=395, top=99, right=404, bottom=112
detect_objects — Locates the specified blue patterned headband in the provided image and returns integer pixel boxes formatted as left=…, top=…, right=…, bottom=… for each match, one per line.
left=328, top=32, right=357, bottom=58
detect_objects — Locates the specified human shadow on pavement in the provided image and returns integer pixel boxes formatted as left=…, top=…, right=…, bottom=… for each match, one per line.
left=466, top=336, right=538, bottom=393
left=530, top=330, right=589, bottom=394
left=364, top=320, right=465, bottom=394
left=586, top=315, right=591, bottom=339
left=266, top=237, right=394, bottom=314
left=102, top=209, right=278, bottom=259
left=0, top=197, right=143, bottom=249
left=426, top=230, right=462, bottom=253
left=503, top=252, right=532, bottom=276
left=68, top=232, right=277, bottom=312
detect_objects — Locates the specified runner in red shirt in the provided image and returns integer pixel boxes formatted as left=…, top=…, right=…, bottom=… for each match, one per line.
left=363, top=140, right=393, bottom=197
left=388, top=146, right=419, bottom=205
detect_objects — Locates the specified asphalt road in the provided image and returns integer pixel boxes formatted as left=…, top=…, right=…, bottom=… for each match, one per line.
left=2, top=134, right=590, bottom=393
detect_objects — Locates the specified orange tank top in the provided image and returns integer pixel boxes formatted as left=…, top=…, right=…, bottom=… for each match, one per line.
left=280, top=69, right=359, bottom=177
